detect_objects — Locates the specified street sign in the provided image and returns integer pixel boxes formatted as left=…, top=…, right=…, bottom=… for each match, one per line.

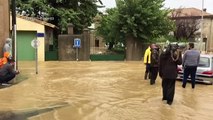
left=73, top=38, right=81, bottom=48
left=31, top=39, right=39, bottom=74
left=31, top=39, right=40, bottom=48
left=37, top=33, right=45, bottom=37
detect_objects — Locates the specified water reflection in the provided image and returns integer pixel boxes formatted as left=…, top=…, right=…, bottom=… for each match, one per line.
left=0, top=61, right=212, bottom=120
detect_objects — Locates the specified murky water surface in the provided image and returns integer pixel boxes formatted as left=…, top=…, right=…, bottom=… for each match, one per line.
left=0, top=61, right=212, bottom=120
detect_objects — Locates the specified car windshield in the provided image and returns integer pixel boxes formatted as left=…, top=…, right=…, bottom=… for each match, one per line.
left=198, top=57, right=210, bottom=67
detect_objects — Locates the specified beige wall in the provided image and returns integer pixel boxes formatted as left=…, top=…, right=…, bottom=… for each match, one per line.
left=210, top=19, right=213, bottom=51
left=0, top=0, right=9, bottom=56
left=10, top=16, right=45, bottom=61
left=203, top=18, right=213, bottom=51
left=208, top=19, right=213, bottom=51
left=90, top=29, right=107, bottom=54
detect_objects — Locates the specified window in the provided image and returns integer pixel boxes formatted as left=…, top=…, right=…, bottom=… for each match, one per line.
left=212, top=58, right=213, bottom=69
left=95, top=39, right=99, bottom=47
left=198, top=57, right=210, bottom=67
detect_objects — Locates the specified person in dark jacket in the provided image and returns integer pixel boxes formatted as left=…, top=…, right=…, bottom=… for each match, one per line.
left=159, top=44, right=182, bottom=105
left=0, top=57, right=19, bottom=85
left=150, top=44, right=159, bottom=85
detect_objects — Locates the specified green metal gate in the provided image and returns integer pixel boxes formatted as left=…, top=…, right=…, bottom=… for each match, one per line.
left=17, top=31, right=36, bottom=61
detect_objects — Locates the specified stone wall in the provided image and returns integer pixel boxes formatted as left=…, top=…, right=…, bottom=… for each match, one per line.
left=58, top=24, right=90, bottom=61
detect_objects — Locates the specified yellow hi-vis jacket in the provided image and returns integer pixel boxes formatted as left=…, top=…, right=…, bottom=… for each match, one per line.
left=143, top=47, right=151, bottom=64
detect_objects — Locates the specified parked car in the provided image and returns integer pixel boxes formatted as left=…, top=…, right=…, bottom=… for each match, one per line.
left=177, top=54, right=213, bottom=85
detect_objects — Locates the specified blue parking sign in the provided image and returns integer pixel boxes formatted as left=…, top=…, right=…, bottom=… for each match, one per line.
left=74, top=38, right=81, bottom=48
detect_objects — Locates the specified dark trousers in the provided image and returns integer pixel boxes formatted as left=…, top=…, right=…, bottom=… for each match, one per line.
left=150, top=67, right=158, bottom=85
left=0, top=73, right=16, bottom=83
left=183, top=66, right=197, bottom=88
left=162, top=78, right=176, bottom=103
left=144, top=64, right=151, bottom=79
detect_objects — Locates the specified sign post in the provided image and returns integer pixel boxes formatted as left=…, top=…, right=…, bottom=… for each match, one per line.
left=31, top=39, right=40, bottom=74
left=73, top=38, right=81, bottom=61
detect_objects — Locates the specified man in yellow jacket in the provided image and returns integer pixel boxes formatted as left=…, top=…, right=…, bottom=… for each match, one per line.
left=143, top=46, right=151, bottom=79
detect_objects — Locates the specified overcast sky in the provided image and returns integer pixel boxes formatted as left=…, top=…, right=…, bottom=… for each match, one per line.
left=98, top=0, right=213, bottom=14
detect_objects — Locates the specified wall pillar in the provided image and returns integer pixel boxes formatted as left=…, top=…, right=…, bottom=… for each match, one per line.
left=82, top=28, right=90, bottom=60
left=68, top=23, right=74, bottom=35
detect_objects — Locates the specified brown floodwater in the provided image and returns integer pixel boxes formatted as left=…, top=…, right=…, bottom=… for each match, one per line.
left=0, top=61, right=212, bottom=120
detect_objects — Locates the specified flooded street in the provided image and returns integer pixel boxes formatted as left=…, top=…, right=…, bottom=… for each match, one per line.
left=0, top=61, right=213, bottom=120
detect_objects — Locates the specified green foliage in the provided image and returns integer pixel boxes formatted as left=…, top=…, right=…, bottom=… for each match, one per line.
left=112, top=44, right=125, bottom=54
left=154, top=35, right=187, bottom=42
left=152, top=35, right=174, bottom=43
left=117, top=0, right=174, bottom=42
left=16, top=0, right=101, bottom=34
left=97, top=0, right=174, bottom=44
left=96, top=8, right=124, bottom=45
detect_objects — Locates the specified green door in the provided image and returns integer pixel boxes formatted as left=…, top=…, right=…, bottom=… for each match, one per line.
left=17, top=31, right=36, bottom=61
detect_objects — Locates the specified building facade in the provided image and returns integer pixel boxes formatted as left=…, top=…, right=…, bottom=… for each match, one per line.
left=203, top=17, right=213, bottom=51
left=12, top=15, right=56, bottom=61
left=171, top=8, right=213, bottom=52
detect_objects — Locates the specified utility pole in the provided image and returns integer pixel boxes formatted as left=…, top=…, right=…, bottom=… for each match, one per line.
left=12, top=0, right=18, bottom=70
left=200, top=0, right=204, bottom=51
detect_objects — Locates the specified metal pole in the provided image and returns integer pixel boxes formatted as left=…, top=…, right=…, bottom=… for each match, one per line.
left=76, top=48, right=79, bottom=61
left=14, top=25, right=17, bottom=70
left=200, top=0, right=204, bottom=51
left=36, top=46, right=38, bottom=74
left=33, top=38, right=39, bottom=74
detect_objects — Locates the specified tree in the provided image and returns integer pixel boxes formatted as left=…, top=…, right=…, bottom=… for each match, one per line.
left=170, top=9, right=200, bottom=41
left=97, top=0, right=174, bottom=60
left=96, top=8, right=123, bottom=50
left=16, top=0, right=102, bottom=34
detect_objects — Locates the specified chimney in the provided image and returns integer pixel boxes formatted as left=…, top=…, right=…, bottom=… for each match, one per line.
left=68, top=23, right=74, bottom=35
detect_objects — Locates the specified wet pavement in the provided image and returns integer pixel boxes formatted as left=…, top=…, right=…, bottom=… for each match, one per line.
left=0, top=61, right=213, bottom=120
